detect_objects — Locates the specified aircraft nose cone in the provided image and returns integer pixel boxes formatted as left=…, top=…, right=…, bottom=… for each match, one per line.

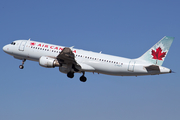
left=3, top=45, right=8, bottom=53
left=3, top=45, right=6, bottom=52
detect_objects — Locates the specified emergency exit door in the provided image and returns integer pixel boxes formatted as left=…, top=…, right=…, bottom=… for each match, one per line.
left=19, top=41, right=27, bottom=51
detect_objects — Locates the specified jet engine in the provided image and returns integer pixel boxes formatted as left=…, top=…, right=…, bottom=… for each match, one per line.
left=39, top=56, right=60, bottom=68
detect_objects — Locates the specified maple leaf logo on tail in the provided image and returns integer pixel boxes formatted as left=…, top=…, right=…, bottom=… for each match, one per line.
left=151, top=47, right=166, bottom=64
left=137, top=36, right=174, bottom=66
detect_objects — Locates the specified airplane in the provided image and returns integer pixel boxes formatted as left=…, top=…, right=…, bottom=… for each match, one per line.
left=3, top=36, right=174, bottom=82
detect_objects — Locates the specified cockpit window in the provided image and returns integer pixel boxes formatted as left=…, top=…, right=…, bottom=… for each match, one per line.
left=11, top=42, right=16, bottom=45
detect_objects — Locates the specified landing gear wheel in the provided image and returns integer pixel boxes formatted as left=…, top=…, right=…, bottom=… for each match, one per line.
left=67, top=72, right=74, bottom=78
left=19, top=59, right=26, bottom=69
left=80, top=75, right=87, bottom=82
left=80, top=71, right=87, bottom=82
left=19, top=65, right=24, bottom=69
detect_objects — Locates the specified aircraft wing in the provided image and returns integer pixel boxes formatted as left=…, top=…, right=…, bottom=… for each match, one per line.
left=56, top=47, right=81, bottom=72
left=56, top=47, right=95, bottom=72
left=57, top=47, right=76, bottom=64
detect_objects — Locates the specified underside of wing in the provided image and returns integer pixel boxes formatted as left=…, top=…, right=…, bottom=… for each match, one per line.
left=57, top=47, right=76, bottom=64
left=57, top=47, right=81, bottom=72
left=56, top=47, right=88, bottom=81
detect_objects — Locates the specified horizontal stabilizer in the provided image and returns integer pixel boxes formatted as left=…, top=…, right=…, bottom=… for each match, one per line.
left=145, top=65, right=160, bottom=71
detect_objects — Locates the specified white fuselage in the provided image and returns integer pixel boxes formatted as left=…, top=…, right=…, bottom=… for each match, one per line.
left=3, top=40, right=171, bottom=76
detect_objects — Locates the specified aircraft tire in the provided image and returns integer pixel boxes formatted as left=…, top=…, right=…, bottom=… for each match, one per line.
left=19, top=65, right=24, bottom=69
left=80, top=76, right=87, bottom=82
left=67, top=72, right=74, bottom=78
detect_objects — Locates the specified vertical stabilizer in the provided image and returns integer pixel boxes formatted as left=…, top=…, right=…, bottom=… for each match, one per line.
left=137, top=36, right=174, bottom=66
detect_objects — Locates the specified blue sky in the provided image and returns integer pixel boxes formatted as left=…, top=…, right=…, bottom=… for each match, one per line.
left=1, top=0, right=180, bottom=120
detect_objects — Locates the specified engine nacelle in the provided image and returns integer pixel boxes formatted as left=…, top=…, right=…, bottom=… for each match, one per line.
left=39, top=56, right=60, bottom=68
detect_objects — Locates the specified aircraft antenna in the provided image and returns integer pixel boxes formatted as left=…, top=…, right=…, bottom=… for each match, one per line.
left=70, top=46, right=74, bottom=49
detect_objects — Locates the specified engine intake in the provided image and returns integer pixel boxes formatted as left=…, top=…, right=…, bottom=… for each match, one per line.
left=39, top=56, right=60, bottom=68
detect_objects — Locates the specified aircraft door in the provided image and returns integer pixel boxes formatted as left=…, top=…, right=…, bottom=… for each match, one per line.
left=128, top=60, right=136, bottom=72
left=19, top=41, right=27, bottom=51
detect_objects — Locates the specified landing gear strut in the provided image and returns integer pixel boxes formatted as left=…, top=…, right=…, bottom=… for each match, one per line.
left=19, top=59, right=26, bottom=69
left=80, top=72, right=87, bottom=82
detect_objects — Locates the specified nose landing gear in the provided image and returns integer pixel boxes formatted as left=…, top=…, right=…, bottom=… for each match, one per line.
left=19, top=59, right=26, bottom=69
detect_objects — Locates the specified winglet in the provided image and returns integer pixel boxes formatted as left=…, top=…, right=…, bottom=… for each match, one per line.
left=137, top=36, right=174, bottom=66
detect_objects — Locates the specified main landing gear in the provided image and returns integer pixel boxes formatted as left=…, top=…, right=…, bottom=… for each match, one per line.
left=19, top=59, right=26, bottom=69
left=80, top=72, right=87, bottom=82
left=67, top=71, right=87, bottom=82
left=67, top=71, right=74, bottom=78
